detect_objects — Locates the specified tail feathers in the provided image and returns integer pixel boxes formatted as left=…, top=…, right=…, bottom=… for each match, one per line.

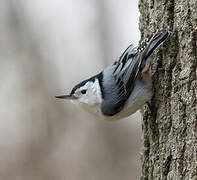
left=139, top=27, right=168, bottom=77
left=140, top=27, right=168, bottom=61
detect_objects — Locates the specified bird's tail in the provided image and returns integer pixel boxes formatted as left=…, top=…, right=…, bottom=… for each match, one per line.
left=139, top=27, right=168, bottom=77
left=140, top=27, right=168, bottom=60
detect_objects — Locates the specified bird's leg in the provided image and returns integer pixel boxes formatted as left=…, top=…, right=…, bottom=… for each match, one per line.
left=141, top=58, right=152, bottom=81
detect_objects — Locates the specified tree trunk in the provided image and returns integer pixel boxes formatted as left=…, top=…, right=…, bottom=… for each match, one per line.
left=139, top=0, right=197, bottom=179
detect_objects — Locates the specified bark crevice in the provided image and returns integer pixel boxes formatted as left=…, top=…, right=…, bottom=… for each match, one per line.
left=139, top=0, right=197, bottom=179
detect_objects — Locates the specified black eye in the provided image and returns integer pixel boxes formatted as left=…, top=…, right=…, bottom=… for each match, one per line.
left=81, top=89, right=87, bottom=94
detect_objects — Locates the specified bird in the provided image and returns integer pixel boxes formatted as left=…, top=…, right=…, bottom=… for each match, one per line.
left=56, top=28, right=168, bottom=120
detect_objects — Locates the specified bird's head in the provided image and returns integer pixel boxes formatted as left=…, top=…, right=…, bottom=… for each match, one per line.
left=56, top=75, right=102, bottom=110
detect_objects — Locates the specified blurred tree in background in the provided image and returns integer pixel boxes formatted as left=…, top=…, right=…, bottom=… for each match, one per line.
left=0, top=0, right=142, bottom=180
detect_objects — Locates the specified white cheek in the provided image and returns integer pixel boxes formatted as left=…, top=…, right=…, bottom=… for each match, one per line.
left=74, top=79, right=102, bottom=107
left=77, top=91, right=98, bottom=106
left=81, top=95, right=96, bottom=106
left=78, top=96, right=88, bottom=104
left=93, top=80, right=102, bottom=104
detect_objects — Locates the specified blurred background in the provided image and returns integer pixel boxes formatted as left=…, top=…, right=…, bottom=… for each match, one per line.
left=0, top=0, right=142, bottom=179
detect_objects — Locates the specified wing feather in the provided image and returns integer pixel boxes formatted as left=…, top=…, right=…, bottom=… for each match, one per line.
left=113, top=46, right=142, bottom=101
left=101, top=28, right=168, bottom=116
left=101, top=45, right=142, bottom=116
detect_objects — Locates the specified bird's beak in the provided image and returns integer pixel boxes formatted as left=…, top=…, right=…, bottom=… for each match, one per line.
left=142, top=27, right=168, bottom=60
left=55, top=94, right=77, bottom=100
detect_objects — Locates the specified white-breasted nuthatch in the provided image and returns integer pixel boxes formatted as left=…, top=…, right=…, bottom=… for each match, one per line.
left=56, top=28, right=168, bottom=120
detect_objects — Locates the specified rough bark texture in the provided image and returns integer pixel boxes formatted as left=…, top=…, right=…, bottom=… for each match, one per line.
left=139, top=0, right=197, bottom=179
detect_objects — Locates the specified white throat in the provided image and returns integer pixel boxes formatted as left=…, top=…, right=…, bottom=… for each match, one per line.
left=73, top=78, right=102, bottom=116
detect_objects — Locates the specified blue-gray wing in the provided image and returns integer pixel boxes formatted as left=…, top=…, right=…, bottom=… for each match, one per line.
left=113, top=45, right=142, bottom=101
left=101, top=28, right=168, bottom=116
left=101, top=45, right=143, bottom=116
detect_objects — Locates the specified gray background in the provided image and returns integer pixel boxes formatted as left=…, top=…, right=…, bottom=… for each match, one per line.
left=0, top=0, right=142, bottom=179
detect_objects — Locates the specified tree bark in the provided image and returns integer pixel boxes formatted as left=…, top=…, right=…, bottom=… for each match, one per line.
left=139, top=0, right=197, bottom=179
